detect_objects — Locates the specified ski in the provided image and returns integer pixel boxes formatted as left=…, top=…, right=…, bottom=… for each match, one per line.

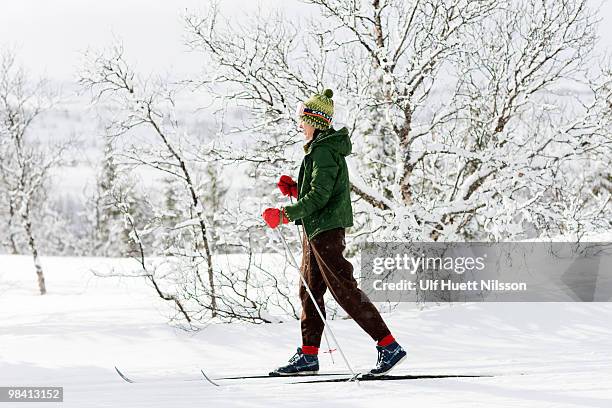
left=216, top=372, right=350, bottom=380
left=117, top=366, right=492, bottom=386
left=114, top=366, right=215, bottom=385
left=291, top=373, right=492, bottom=384
left=115, top=366, right=348, bottom=384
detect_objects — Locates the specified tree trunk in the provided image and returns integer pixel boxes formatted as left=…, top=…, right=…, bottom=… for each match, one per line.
left=7, top=214, right=19, bottom=254
left=22, top=209, right=47, bottom=295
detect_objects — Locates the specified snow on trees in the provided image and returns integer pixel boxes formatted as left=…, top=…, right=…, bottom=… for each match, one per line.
left=184, top=0, right=611, bottom=244
left=79, top=43, right=301, bottom=325
left=0, top=51, right=68, bottom=295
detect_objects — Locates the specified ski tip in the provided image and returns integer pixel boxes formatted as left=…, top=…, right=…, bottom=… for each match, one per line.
left=114, top=366, right=135, bottom=383
left=200, top=369, right=221, bottom=387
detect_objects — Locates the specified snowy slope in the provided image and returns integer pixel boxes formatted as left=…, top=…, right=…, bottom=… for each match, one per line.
left=1, top=255, right=611, bottom=408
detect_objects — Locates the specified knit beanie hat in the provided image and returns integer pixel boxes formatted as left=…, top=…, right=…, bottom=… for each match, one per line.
left=296, top=89, right=334, bottom=130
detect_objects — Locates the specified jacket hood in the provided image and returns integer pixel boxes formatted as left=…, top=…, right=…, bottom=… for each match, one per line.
left=306, top=127, right=352, bottom=157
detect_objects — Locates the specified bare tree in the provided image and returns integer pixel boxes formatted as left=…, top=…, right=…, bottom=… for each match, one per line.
left=184, top=0, right=611, bottom=242
left=0, top=51, right=66, bottom=294
left=79, top=43, right=222, bottom=315
left=78, top=41, right=306, bottom=324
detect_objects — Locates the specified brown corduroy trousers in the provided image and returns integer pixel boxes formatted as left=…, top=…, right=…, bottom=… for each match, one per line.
left=300, top=227, right=391, bottom=347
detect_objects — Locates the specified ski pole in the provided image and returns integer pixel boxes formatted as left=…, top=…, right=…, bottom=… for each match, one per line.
left=276, top=228, right=356, bottom=379
left=288, top=198, right=335, bottom=365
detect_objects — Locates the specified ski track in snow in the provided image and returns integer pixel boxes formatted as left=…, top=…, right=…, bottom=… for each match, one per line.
left=0, top=255, right=611, bottom=408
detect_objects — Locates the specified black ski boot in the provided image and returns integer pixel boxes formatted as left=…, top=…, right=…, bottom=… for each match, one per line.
left=367, top=341, right=407, bottom=377
left=269, top=348, right=319, bottom=376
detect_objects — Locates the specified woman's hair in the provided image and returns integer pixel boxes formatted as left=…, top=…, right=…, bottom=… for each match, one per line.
left=313, top=129, right=322, bottom=140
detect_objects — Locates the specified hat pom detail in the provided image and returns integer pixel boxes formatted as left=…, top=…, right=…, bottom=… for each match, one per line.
left=323, top=89, right=334, bottom=98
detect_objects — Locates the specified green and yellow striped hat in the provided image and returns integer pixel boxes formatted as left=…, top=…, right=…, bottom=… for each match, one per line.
left=297, top=89, right=334, bottom=130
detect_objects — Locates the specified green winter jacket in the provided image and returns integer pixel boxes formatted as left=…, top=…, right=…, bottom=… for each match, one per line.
left=283, top=127, right=354, bottom=239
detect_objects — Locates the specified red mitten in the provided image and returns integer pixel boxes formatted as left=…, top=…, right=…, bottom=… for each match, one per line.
left=278, top=175, right=298, bottom=198
left=262, top=208, right=289, bottom=228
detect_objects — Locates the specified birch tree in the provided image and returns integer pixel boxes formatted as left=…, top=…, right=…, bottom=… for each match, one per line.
left=0, top=51, right=66, bottom=294
left=79, top=42, right=304, bottom=324
left=184, top=0, right=611, bottom=242
left=79, top=43, right=221, bottom=315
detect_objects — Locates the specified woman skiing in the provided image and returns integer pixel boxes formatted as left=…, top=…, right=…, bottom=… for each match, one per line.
left=262, top=89, right=406, bottom=377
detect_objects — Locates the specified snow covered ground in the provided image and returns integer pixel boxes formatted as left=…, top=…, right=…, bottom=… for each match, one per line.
left=1, top=255, right=611, bottom=408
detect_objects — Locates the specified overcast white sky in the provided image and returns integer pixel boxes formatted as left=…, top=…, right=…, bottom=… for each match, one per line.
left=0, top=0, right=611, bottom=82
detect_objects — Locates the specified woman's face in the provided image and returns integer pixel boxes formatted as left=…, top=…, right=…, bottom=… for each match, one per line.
left=299, top=121, right=316, bottom=142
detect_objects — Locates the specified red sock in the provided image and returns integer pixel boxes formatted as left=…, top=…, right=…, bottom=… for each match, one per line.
left=377, top=334, right=395, bottom=347
left=302, top=345, right=319, bottom=355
